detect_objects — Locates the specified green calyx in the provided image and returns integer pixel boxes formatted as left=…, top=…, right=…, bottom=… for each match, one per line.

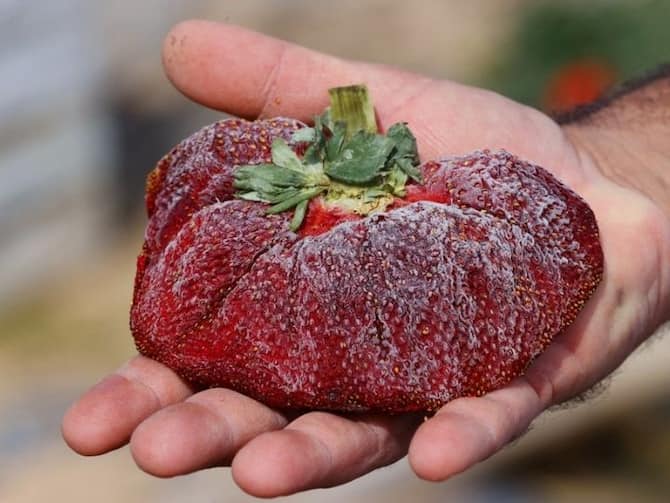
left=233, top=84, right=421, bottom=231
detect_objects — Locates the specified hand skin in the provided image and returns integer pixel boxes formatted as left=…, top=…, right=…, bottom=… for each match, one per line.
left=62, top=20, right=670, bottom=498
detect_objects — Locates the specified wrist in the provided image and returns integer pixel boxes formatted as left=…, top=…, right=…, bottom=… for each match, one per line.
left=559, top=65, right=670, bottom=217
left=563, top=123, right=670, bottom=216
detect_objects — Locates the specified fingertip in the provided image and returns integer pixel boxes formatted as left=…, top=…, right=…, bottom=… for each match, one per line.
left=61, top=404, right=104, bottom=456
left=129, top=407, right=175, bottom=477
left=409, top=385, right=543, bottom=482
left=407, top=413, right=465, bottom=482
left=130, top=402, right=220, bottom=478
left=161, top=18, right=193, bottom=62
left=161, top=19, right=203, bottom=105
left=130, top=389, right=290, bottom=479
left=161, top=20, right=210, bottom=95
left=232, top=430, right=320, bottom=498
left=161, top=19, right=285, bottom=118
left=62, top=375, right=156, bottom=456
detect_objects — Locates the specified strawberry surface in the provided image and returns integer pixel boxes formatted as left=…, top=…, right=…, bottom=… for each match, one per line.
left=143, top=117, right=305, bottom=254
left=131, top=88, right=602, bottom=413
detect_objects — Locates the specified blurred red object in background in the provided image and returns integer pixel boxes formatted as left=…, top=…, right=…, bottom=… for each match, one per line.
left=544, top=60, right=616, bottom=113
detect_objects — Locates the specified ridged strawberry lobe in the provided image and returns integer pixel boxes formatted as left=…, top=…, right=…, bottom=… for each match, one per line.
left=131, top=201, right=293, bottom=363
left=419, top=150, right=603, bottom=323
left=143, top=118, right=305, bottom=256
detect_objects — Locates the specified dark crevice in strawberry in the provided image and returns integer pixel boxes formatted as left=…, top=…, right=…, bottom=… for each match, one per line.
left=284, top=239, right=306, bottom=366
left=371, top=306, right=390, bottom=365
left=190, top=234, right=289, bottom=337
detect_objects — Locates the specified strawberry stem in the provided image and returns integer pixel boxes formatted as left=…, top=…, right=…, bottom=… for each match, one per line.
left=233, top=85, right=422, bottom=231
left=328, top=85, right=377, bottom=139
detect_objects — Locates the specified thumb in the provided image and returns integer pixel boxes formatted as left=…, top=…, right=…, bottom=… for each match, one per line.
left=161, top=20, right=427, bottom=121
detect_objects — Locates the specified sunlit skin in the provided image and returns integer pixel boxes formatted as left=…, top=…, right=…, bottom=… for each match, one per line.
left=62, top=20, right=670, bottom=498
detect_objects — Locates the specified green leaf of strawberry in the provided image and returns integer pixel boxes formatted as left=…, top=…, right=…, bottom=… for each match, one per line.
left=271, top=138, right=304, bottom=172
left=324, top=131, right=395, bottom=184
left=233, top=85, right=423, bottom=230
left=386, top=122, right=422, bottom=182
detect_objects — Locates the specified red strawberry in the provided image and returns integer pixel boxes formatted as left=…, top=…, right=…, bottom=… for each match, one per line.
left=131, top=85, right=602, bottom=412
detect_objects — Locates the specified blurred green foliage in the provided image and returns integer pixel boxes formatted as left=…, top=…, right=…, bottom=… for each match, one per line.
left=485, top=0, right=670, bottom=107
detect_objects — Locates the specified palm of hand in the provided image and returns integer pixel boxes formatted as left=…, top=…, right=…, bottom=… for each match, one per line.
left=62, top=21, right=670, bottom=497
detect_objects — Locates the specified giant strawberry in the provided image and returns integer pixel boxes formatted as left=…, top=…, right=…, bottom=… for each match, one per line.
left=131, top=85, right=603, bottom=413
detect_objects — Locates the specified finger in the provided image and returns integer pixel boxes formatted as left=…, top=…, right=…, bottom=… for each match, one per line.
left=231, top=411, right=421, bottom=498
left=408, top=377, right=547, bottom=481
left=129, top=388, right=288, bottom=477
left=61, top=355, right=193, bottom=455
left=408, top=334, right=588, bottom=481
left=408, top=380, right=541, bottom=481
left=162, top=20, right=431, bottom=121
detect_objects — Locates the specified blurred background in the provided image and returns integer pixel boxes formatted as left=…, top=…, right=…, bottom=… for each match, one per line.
left=1, top=0, right=669, bottom=501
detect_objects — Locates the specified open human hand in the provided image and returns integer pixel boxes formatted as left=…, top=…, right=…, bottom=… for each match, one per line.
left=62, top=20, right=670, bottom=497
